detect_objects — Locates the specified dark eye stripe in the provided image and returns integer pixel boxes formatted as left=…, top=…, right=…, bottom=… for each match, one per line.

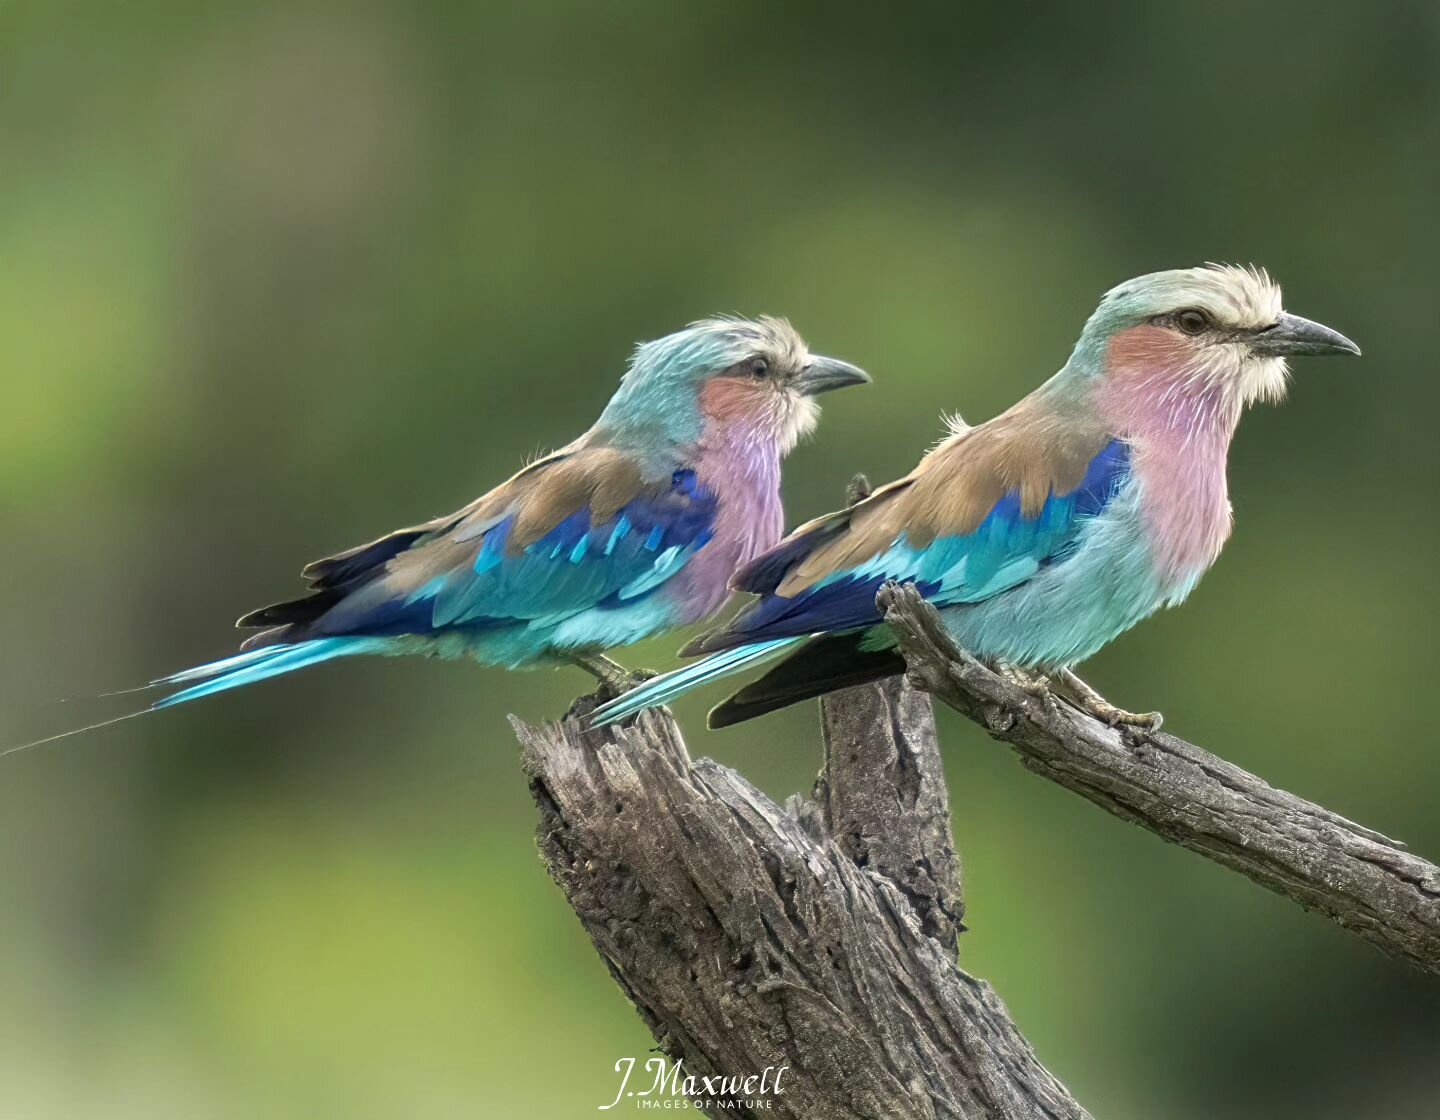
left=1150, top=308, right=1213, bottom=335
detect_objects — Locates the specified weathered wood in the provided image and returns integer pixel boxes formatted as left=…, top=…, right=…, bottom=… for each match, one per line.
left=513, top=464, right=1437, bottom=1113
left=514, top=687, right=1089, bottom=1119
left=878, top=580, right=1440, bottom=976
left=808, top=475, right=964, bottom=947
left=813, top=677, right=964, bottom=950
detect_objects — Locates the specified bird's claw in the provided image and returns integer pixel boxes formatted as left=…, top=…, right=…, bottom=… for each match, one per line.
left=570, top=654, right=654, bottom=700
left=591, top=679, right=625, bottom=703
left=601, top=670, right=659, bottom=705
left=593, top=672, right=658, bottom=703
left=1089, top=703, right=1164, bottom=731
left=992, top=659, right=1056, bottom=701
left=1054, top=668, right=1162, bottom=731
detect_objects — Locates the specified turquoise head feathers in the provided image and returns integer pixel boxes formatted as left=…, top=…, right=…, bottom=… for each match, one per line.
left=596, top=316, right=869, bottom=453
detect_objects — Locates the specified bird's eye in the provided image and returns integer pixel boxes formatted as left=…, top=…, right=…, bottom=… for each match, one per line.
left=1176, top=309, right=1210, bottom=335
left=749, top=358, right=769, bottom=379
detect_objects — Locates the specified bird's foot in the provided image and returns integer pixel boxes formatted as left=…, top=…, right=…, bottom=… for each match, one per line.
left=1055, top=669, right=1163, bottom=731
left=991, top=658, right=1053, bottom=698
left=570, top=655, right=655, bottom=701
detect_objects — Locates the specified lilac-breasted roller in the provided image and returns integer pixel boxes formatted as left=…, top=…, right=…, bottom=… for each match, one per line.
left=595, top=266, right=1359, bottom=730
left=11, top=317, right=867, bottom=751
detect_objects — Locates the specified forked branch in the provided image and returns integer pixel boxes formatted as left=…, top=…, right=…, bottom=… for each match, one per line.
left=514, top=680, right=1089, bottom=1119
left=510, top=561, right=1437, bottom=1118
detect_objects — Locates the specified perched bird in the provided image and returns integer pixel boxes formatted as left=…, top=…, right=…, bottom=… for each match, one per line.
left=595, top=266, right=1359, bottom=730
left=8, top=317, right=867, bottom=752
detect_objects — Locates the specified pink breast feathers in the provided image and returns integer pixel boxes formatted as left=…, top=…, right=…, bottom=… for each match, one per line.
left=673, top=380, right=789, bottom=621
left=1098, top=326, right=1242, bottom=588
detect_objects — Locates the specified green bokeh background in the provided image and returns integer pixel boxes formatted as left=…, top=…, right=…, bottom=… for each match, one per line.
left=2, top=3, right=1437, bottom=1117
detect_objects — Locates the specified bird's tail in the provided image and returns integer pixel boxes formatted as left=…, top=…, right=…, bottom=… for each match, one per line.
left=590, top=637, right=803, bottom=726
left=706, top=632, right=906, bottom=728
left=1, top=637, right=378, bottom=758
left=150, top=637, right=381, bottom=708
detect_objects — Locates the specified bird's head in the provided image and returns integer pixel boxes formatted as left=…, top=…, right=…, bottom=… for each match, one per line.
left=1068, top=264, right=1360, bottom=411
left=597, top=316, right=870, bottom=454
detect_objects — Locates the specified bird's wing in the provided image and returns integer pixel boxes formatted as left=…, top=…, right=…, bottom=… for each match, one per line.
left=688, top=411, right=1130, bottom=654
left=239, top=446, right=718, bottom=645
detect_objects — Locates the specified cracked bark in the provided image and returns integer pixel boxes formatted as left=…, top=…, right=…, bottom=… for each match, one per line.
left=513, top=475, right=1085, bottom=1117
left=877, top=580, right=1440, bottom=977
left=511, top=486, right=1437, bottom=1116
left=514, top=680, right=1087, bottom=1119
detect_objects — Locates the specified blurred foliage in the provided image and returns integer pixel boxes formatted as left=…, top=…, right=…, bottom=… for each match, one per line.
left=2, top=2, right=1438, bottom=1117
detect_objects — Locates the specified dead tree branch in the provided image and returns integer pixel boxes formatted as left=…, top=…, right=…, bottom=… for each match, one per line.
left=878, top=580, right=1440, bottom=977
left=513, top=679, right=1089, bottom=1119
left=511, top=467, right=1435, bottom=1115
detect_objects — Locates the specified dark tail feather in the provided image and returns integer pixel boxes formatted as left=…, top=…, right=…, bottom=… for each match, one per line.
left=707, top=633, right=905, bottom=729
left=236, top=589, right=342, bottom=631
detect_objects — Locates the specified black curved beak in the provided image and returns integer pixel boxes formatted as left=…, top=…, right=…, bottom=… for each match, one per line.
left=795, top=356, right=871, bottom=396
left=1249, top=312, right=1361, bottom=357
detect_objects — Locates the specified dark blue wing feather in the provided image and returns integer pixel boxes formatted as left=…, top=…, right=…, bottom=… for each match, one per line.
left=315, top=469, right=718, bottom=639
